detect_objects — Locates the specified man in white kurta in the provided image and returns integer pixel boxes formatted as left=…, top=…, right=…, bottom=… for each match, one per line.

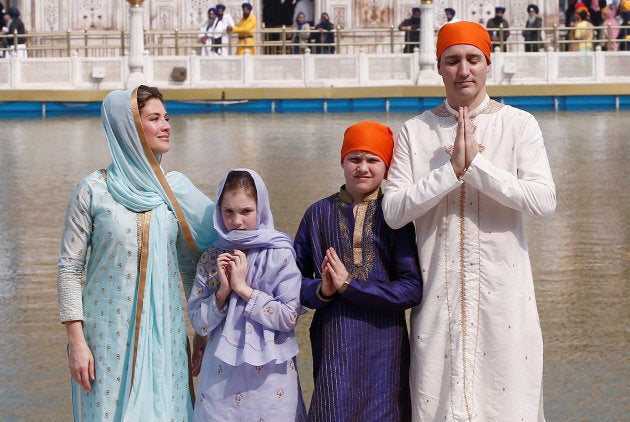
left=382, top=22, right=556, bottom=421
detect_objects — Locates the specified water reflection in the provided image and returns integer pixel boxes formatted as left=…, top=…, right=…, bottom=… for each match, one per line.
left=0, top=111, right=628, bottom=421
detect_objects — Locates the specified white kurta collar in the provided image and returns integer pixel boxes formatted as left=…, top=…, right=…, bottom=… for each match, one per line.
left=443, top=94, right=491, bottom=118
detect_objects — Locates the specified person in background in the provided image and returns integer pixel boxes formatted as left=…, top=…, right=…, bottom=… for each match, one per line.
left=599, top=3, right=620, bottom=50
left=572, top=8, right=595, bottom=50
left=444, top=7, right=460, bottom=24
left=398, top=7, right=422, bottom=53
left=215, top=3, right=235, bottom=54
left=293, top=0, right=314, bottom=25
left=216, top=3, right=236, bottom=29
left=57, top=85, right=217, bottom=421
left=382, top=21, right=556, bottom=420
left=308, top=12, right=335, bottom=54
left=199, top=8, right=217, bottom=56
left=295, top=121, right=422, bottom=421
left=2, top=6, right=26, bottom=58
left=617, top=0, right=630, bottom=50
left=188, top=168, right=306, bottom=421
left=0, top=2, right=5, bottom=58
left=563, top=0, right=579, bottom=50
left=523, top=4, right=544, bottom=51
left=587, top=0, right=606, bottom=28
left=290, top=11, right=311, bottom=53
left=486, top=6, right=510, bottom=51
left=229, top=2, right=257, bottom=55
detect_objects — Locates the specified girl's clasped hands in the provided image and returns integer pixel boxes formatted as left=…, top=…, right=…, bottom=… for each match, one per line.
left=217, top=249, right=253, bottom=302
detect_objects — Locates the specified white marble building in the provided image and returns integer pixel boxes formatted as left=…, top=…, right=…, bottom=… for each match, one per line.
left=14, top=0, right=561, bottom=33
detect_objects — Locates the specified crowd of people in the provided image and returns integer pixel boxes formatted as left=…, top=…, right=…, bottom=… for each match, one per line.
left=563, top=0, right=630, bottom=51
left=198, top=1, right=336, bottom=55
left=3, top=2, right=630, bottom=57
left=58, top=20, right=557, bottom=422
left=196, top=1, right=630, bottom=56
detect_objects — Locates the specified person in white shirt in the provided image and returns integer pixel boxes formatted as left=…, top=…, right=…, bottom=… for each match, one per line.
left=382, top=21, right=555, bottom=421
left=199, top=8, right=219, bottom=56
left=215, top=3, right=235, bottom=55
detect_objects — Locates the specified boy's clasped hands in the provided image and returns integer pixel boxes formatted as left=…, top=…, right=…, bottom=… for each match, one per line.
left=320, top=247, right=349, bottom=297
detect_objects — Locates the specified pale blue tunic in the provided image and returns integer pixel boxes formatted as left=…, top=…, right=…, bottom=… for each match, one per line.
left=58, top=169, right=197, bottom=422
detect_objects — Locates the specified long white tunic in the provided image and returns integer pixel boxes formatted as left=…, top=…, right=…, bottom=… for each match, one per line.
left=382, top=96, right=556, bottom=421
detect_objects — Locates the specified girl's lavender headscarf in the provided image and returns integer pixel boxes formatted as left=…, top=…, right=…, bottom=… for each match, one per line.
left=213, top=168, right=301, bottom=366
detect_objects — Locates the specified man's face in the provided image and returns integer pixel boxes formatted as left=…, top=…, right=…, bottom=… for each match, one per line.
left=242, top=7, right=250, bottom=18
left=437, top=44, right=490, bottom=109
left=446, top=11, right=454, bottom=21
left=413, top=10, right=421, bottom=18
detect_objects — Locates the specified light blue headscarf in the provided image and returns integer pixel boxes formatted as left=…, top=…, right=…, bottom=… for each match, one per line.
left=101, top=88, right=216, bottom=420
left=213, top=168, right=301, bottom=366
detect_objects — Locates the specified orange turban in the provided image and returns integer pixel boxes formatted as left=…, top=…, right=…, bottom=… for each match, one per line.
left=575, top=2, right=590, bottom=15
left=341, top=121, right=394, bottom=168
left=436, top=21, right=492, bottom=63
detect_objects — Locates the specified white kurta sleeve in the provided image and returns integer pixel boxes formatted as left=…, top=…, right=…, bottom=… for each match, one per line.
left=383, top=121, right=461, bottom=229
left=463, top=114, right=556, bottom=218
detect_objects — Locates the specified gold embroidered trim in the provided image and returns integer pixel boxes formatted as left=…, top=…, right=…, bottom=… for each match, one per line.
left=335, top=187, right=379, bottom=281
left=445, top=144, right=485, bottom=156
left=131, top=210, right=151, bottom=394
left=135, top=213, right=143, bottom=270
left=458, top=184, right=473, bottom=420
left=440, top=100, right=501, bottom=160
left=444, top=183, right=483, bottom=421
left=430, top=99, right=504, bottom=118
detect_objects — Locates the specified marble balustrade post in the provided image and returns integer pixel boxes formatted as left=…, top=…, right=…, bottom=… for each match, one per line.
left=127, top=0, right=146, bottom=88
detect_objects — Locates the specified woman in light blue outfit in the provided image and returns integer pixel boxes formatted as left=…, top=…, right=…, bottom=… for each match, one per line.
left=57, top=85, right=216, bottom=422
left=188, top=169, right=306, bottom=421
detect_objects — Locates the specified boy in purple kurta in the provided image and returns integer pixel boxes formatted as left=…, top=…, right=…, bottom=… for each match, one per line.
left=294, top=121, right=422, bottom=422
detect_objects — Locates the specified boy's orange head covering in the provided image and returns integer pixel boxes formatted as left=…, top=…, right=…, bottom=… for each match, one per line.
left=341, top=121, right=394, bottom=168
left=436, top=21, right=492, bottom=63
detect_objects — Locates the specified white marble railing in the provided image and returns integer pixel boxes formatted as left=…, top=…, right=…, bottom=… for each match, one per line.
left=0, top=48, right=628, bottom=91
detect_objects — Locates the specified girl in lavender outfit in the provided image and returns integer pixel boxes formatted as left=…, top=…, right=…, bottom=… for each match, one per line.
left=188, top=168, right=306, bottom=421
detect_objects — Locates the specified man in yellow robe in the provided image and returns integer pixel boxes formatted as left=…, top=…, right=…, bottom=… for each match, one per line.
left=229, top=2, right=257, bottom=55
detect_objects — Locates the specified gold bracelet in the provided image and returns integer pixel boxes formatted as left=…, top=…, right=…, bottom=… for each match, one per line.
left=216, top=291, right=226, bottom=301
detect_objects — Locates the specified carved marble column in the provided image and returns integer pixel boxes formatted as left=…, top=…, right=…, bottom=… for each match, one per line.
left=126, top=0, right=145, bottom=88
left=419, top=0, right=435, bottom=71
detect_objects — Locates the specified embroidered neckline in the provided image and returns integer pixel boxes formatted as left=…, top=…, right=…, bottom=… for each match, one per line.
left=431, top=96, right=504, bottom=120
left=432, top=97, right=503, bottom=157
left=338, top=185, right=382, bottom=205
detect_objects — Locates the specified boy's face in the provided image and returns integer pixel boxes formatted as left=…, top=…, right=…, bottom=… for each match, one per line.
left=342, top=151, right=387, bottom=203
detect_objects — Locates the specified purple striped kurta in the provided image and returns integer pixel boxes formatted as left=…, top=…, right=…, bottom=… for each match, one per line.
left=294, top=188, right=422, bottom=422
